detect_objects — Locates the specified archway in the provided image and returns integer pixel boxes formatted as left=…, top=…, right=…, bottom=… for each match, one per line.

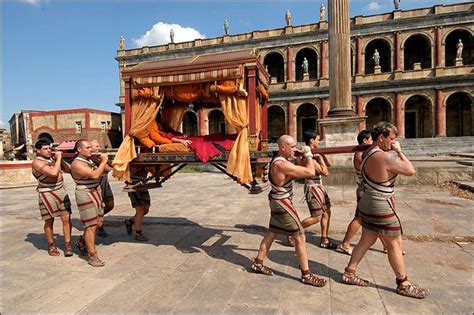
left=365, top=98, right=392, bottom=129
left=404, top=95, right=433, bottom=138
left=404, top=35, right=432, bottom=70
left=365, top=39, right=391, bottom=74
left=264, top=52, right=285, bottom=83
left=208, top=110, right=226, bottom=134
left=446, top=92, right=473, bottom=136
left=37, top=132, right=54, bottom=143
left=182, top=111, right=198, bottom=136
left=295, top=48, right=318, bottom=81
left=268, top=106, right=286, bottom=143
left=296, top=103, right=318, bottom=142
left=445, top=29, right=473, bottom=66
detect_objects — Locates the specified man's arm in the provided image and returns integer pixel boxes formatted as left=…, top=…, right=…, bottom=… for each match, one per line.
left=60, top=159, right=71, bottom=173
left=321, top=154, right=332, bottom=168
left=314, top=154, right=329, bottom=176
left=385, top=151, right=415, bottom=176
left=72, top=154, right=109, bottom=180
left=32, top=155, right=62, bottom=177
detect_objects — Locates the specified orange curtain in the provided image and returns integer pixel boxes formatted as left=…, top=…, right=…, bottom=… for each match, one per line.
left=112, top=86, right=163, bottom=181
left=216, top=80, right=252, bottom=184
left=161, top=101, right=187, bottom=131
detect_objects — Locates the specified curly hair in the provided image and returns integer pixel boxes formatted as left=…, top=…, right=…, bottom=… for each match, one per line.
left=371, top=122, right=397, bottom=140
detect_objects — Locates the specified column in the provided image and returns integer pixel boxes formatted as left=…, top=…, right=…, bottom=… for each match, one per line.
left=319, top=99, right=329, bottom=138
left=198, top=107, right=206, bottom=136
left=435, top=27, right=442, bottom=67
left=320, top=41, right=327, bottom=78
left=287, top=46, right=293, bottom=81
left=435, top=89, right=446, bottom=137
left=356, top=36, right=363, bottom=75
left=247, top=67, right=257, bottom=135
left=394, top=93, right=404, bottom=137
left=287, top=101, right=295, bottom=139
left=328, top=0, right=353, bottom=116
left=356, top=96, right=365, bottom=130
left=261, top=98, right=268, bottom=141
left=124, top=78, right=131, bottom=135
left=394, top=32, right=401, bottom=71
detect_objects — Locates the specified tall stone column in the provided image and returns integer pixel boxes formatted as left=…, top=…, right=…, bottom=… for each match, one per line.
left=394, top=93, right=404, bottom=137
left=320, top=41, right=328, bottom=78
left=287, top=46, right=294, bottom=81
left=356, top=96, right=365, bottom=130
left=198, top=107, right=206, bottom=136
left=435, top=89, right=446, bottom=137
left=395, top=32, right=402, bottom=71
left=435, top=27, right=442, bottom=67
left=287, top=101, right=296, bottom=139
left=318, top=0, right=364, bottom=166
left=356, top=36, right=363, bottom=75
left=320, top=99, right=329, bottom=138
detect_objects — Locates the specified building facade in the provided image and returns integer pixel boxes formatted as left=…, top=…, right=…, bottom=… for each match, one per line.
left=9, top=108, right=123, bottom=149
left=116, top=2, right=473, bottom=142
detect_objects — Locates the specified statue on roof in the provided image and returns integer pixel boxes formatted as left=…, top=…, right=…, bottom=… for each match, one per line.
left=170, top=28, right=175, bottom=44
left=320, top=3, right=326, bottom=22
left=285, top=9, right=292, bottom=26
left=224, top=19, right=229, bottom=35
left=394, top=0, right=400, bottom=10
left=119, top=35, right=125, bottom=50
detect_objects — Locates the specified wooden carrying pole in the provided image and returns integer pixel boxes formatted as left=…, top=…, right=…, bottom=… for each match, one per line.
left=311, top=144, right=371, bottom=155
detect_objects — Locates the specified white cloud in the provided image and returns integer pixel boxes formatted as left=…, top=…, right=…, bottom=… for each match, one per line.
left=0, top=120, right=7, bottom=129
left=20, top=0, right=41, bottom=5
left=133, top=22, right=206, bottom=47
left=366, top=1, right=382, bottom=11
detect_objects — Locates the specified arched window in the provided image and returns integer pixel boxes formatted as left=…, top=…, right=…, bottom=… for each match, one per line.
left=268, top=106, right=286, bottom=143
left=365, top=98, right=392, bottom=129
left=445, top=30, right=473, bottom=66
left=264, top=52, right=285, bottom=83
left=295, top=48, right=318, bottom=81
left=365, top=39, right=391, bottom=74
left=296, top=103, right=318, bottom=142
left=182, top=111, right=198, bottom=136
left=208, top=110, right=226, bottom=134
left=446, top=92, right=473, bottom=136
left=404, top=95, right=433, bottom=138
left=404, top=35, right=432, bottom=70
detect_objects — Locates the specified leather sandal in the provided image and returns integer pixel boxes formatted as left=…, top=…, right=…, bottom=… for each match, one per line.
left=336, top=244, right=353, bottom=255
left=88, top=253, right=105, bottom=267
left=251, top=259, right=274, bottom=276
left=396, top=276, right=429, bottom=299
left=341, top=267, right=369, bottom=287
left=76, top=235, right=86, bottom=254
left=301, top=271, right=327, bottom=287
left=124, top=219, right=133, bottom=235
left=48, top=242, right=60, bottom=256
left=320, top=237, right=337, bottom=249
left=135, top=231, right=149, bottom=242
left=64, top=242, right=73, bottom=257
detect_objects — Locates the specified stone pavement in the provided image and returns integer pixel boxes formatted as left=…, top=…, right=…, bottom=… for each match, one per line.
left=1, top=173, right=473, bottom=314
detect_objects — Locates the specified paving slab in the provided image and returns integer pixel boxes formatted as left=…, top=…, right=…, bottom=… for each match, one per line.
left=1, top=173, right=473, bottom=314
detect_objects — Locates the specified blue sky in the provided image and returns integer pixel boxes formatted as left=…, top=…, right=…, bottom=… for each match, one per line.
left=1, top=0, right=456, bottom=128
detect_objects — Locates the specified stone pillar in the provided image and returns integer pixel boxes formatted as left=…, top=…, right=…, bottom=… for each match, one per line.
left=356, top=36, right=363, bottom=75
left=260, top=98, right=269, bottom=151
left=395, top=32, right=401, bottom=71
left=435, top=27, right=442, bottom=67
left=435, top=89, right=446, bottom=137
left=319, top=99, right=329, bottom=139
left=287, top=46, right=293, bottom=81
left=124, top=77, right=131, bottom=135
left=320, top=41, right=328, bottom=78
left=395, top=93, right=404, bottom=138
left=356, top=96, right=365, bottom=131
left=198, top=107, right=206, bottom=136
left=0, top=128, right=5, bottom=160
left=287, top=101, right=296, bottom=139
left=327, top=0, right=353, bottom=117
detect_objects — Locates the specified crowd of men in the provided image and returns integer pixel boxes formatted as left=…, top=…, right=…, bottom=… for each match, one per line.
left=32, top=121, right=428, bottom=299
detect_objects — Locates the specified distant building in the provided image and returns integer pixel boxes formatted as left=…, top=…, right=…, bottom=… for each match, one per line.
left=116, top=2, right=473, bottom=142
left=8, top=108, right=122, bottom=150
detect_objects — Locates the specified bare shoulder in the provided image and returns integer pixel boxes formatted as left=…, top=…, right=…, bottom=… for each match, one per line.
left=384, top=150, right=398, bottom=162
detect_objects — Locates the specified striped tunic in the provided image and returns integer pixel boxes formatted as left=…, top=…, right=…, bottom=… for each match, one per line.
left=33, top=156, right=71, bottom=220
left=72, top=157, right=104, bottom=228
left=304, top=172, right=331, bottom=217
left=128, top=173, right=151, bottom=208
left=358, top=147, right=402, bottom=236
left=268, top=156, right=304, bottom=236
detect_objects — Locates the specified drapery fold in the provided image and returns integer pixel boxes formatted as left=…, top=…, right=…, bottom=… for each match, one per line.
left=112, top=87, right=163, bottom=181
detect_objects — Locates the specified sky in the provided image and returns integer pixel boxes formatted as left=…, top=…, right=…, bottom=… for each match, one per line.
left=1, top=0, right=459, bottom=129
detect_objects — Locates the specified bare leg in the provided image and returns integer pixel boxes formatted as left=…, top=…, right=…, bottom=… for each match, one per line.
left=320, top=210, right=331, bottom=238
left=293, top=234, right=309, bottom=270
left=133, top=205, right=149, bottom=232
left=60, top=214, right=71, bottom=243
left=256, top=232, right=278, bottom=261
left=347, top=228, right=379, bottom=271
left=301, top=216, right=321, bottom=229
left=379, top=234, right=406, bottom=279
left=84, top=225, right=97, bottom=255
left=44, top=218, right=54, bottom=244
left=340, top=217, right=361, bottom=249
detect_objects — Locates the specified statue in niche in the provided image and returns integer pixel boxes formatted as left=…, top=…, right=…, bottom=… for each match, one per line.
left=373, top=49, right=380, bottom=67
left=224, top=19, right=229, bottom=35
left=320, top=3, right=326, bottom=22
left=170, top=28, right=175, bottom=43
left=394, top=0, right=400, bottom=10
left=302, top=57, right=309, bottom=74
left=119, top=35, right=125, bottom=50
left=285, top=9, right=291, bottom=26
left=456, top=39, right=464, bottom=60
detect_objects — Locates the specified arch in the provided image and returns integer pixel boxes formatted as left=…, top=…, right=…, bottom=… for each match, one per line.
left=296, top=103, right=319, bottom=142
left=37, top=132, right=54, bottom=143
left=404, top=95, right=433, bottom=138
left=365, top=98, right=392, bottom=129
left=365, top=38, right=392, bottom=74
left=295, top=47, right=318, bottom=81
left=444, top=29, right=473, bottom=66
left=208, top=109, right=226, bottom=134
left=182, top=111, right=198, bottom=136
left=446, top=92, right=473, bottom=136
left=403, top=34, right=432, bottom=70
left=268, top=105, right=286, bottom=143
left=264, top=52, right=285, bottom=83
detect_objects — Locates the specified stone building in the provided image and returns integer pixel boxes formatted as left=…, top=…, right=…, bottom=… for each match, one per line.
left=115, top=2, right=473, bottom=142
left=8, top=108, right=123, bottom=149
